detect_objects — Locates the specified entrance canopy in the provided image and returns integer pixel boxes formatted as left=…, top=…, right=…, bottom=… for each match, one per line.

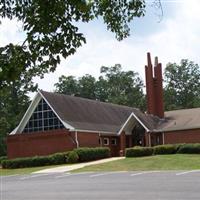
left=118, top=112, right=150, bottom=135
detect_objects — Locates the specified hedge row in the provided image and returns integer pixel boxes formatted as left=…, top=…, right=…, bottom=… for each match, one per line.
left=1, top=152, right=69, bottom=169
left=126, top=146, right=153, bottom=157
left=154, top=144, right=178, bottom=155
left=177, top=144, right=200, bottom=154
left=2, top=147, right=110, bottom=169
left=75, top=147, right=110, bottom=162
left=0, top=156, right=7, bottom=164
left=125, top=143, right=200, bottom=157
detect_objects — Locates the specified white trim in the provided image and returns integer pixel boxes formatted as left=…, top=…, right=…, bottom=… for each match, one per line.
left=132, top=112, right=150, bottom=132
left=117, top=112, right=150, bottom=135
left=159, top=126, right=200, bottom=132
left=111, top=138, right=117, bottom=145
left=72, top=129, right=116, bottom=135
left=10, top=92, right=42, bottom=134
left=10, top=90, right=76, bottom=135
left=103, top=138, right=109, bottom=146
left=75, top=131, right=79, bottom=148
left=162, top=132, right=165, bottom=145
left=117, top=113, right=133, bottom=135
left=9, top=126, right=19, bottom=135
left=38, top=90, right=75, bottom=130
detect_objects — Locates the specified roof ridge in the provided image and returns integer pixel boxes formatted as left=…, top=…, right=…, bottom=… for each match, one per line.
left=40, top=90, right=139, bottom=111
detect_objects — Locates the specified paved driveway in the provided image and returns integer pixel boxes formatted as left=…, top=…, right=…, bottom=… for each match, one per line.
left=2, top=170, right=200, bottom=200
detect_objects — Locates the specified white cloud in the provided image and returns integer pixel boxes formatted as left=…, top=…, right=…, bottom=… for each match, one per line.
left=0, top=18, right=24, bottom=45
left=1, top=1, right=200, bottom=99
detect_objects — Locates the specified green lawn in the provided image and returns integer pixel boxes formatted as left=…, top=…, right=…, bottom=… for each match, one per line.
left=74, top=154, right=200, bottom=172
left=0, top=164, right=69, bottom=176
left=1, top=154, right=200, bottom=175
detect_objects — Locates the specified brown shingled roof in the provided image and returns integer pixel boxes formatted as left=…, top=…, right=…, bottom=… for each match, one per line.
left=40, top=91, right=200, bottom=134
left=40, top=90, right=155, bottom=133
left=156, top=108, right=200, bottom=132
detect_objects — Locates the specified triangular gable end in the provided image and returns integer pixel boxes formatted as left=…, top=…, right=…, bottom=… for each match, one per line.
left=117, top=112, right=150, bottom=135
left=39, top=90, right=74, bottom=130
left=10, top=91, right=74, bottom=135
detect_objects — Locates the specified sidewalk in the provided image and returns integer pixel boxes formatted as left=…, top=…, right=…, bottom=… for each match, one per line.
left=33, top=157, right=125, bottom=174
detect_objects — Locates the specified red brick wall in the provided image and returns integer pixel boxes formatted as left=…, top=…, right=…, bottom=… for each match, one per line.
left=7, top=129, right=76, bottom=159
left=144, top=132, right=150, bottom=146
left=77, top=132, right=100, bottom=148
left=164, top=129, right=200, bottom=144
left=101, top=136, right=120, bottom=157
left=119, top=131, right=126, bottom=156
left=7, top=130, right=122, bottom=158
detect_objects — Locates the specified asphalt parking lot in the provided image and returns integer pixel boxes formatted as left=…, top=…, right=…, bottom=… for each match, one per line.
left=1, top=170, right=200, bottom=200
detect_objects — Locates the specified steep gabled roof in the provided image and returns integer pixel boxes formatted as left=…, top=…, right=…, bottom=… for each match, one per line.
left=11, top=90, right=157, bottom=135
left=40, top=90, right=152, bottom=133
left=14, top=90, right=199, bottom=135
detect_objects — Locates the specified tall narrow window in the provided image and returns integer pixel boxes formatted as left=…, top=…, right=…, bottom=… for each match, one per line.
left=23, top=98, right=64, bottom=133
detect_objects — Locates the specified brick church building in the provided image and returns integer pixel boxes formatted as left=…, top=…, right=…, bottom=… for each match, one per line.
left=7, top=53, right=200, bottom=158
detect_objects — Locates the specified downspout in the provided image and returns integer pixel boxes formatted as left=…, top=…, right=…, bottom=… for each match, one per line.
left=75, top=131, right=79, bottom=148
left=99, top=133, right=102, bottom=147
left=148, top=132, right=151, bottom=147
left=162, top=132, right=165, bottom=145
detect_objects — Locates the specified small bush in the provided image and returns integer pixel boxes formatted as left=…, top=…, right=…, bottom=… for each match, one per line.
left=126, top=146, right=154, bottom=157
left=67, top=151, right=79, bottom=163
left=49, top=152, right=68, bottom=165
left=177, top=143, right=200, bottom=154
left=154, top=144, right=178, bottom=155
left=74, top=147, right=110, bottom=162
left=0, top=156, right=7, bottom=164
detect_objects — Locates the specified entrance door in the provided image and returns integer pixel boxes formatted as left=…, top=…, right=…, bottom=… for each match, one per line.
left=132, top=124, right=145, bottom=146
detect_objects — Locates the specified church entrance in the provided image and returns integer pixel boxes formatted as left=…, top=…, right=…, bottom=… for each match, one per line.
left=126, top=123, right=146, bottom=148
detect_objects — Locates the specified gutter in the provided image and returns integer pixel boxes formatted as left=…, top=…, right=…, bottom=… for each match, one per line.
left=75, top=131, right=79, bottom=148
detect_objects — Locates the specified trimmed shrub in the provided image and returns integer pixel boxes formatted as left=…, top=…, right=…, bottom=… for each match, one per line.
left=74, top=147, right=110, bottom=162
left=1, top=156, right=52, bottom=169
left=154, top=144, right=177, bottom=155
left=126, top=146, right=154, bottom=157
left=177, top=143, right=200, bottom=154
left=1, top=152, right=69, bottom=169
left=67, top=151, right=79, bottom=163
left=1, top=148, right=110, bottom=168
left=49, top=152, right=69, bottom=165
left=0, top=156, right=7, bottom=164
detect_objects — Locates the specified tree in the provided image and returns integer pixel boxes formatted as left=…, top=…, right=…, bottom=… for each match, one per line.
left=54, top=64, right=145, bottom=110
left=99, top=64, right=145, bottom=109
left=0, top=0, right=146, bottom=87
left=54, top=75, right=78, bottom=95
left=0, top=117, right=9, bottom=156
left=0, top=69, right=34, bottom=155
left=78, top=75, right=96, bottom=99
left=55, top=74, right=96, bottom=99
left=164, top=59, right=200, bottom=110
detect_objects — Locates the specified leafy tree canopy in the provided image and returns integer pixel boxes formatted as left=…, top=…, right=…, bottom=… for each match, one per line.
left=54, top=64, right=145, bottom=110
left=0, top=70, right=33, bottom=155
left=0, top=0, right=146, bottom=87
left=164, top=59, right=200, bottom=111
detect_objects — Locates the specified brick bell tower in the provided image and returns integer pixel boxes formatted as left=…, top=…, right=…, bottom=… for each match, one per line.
left=145, top=52, right=164, bottom=118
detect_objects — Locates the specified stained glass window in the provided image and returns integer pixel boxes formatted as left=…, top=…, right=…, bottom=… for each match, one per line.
left=23, top=98, right=64, bottom=133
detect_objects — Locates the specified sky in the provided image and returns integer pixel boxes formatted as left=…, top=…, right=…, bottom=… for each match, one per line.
left=1, top=0, right=200, bottom=98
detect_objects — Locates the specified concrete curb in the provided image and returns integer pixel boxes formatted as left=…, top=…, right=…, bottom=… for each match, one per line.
left=33, top=157, right=125, bottom=174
